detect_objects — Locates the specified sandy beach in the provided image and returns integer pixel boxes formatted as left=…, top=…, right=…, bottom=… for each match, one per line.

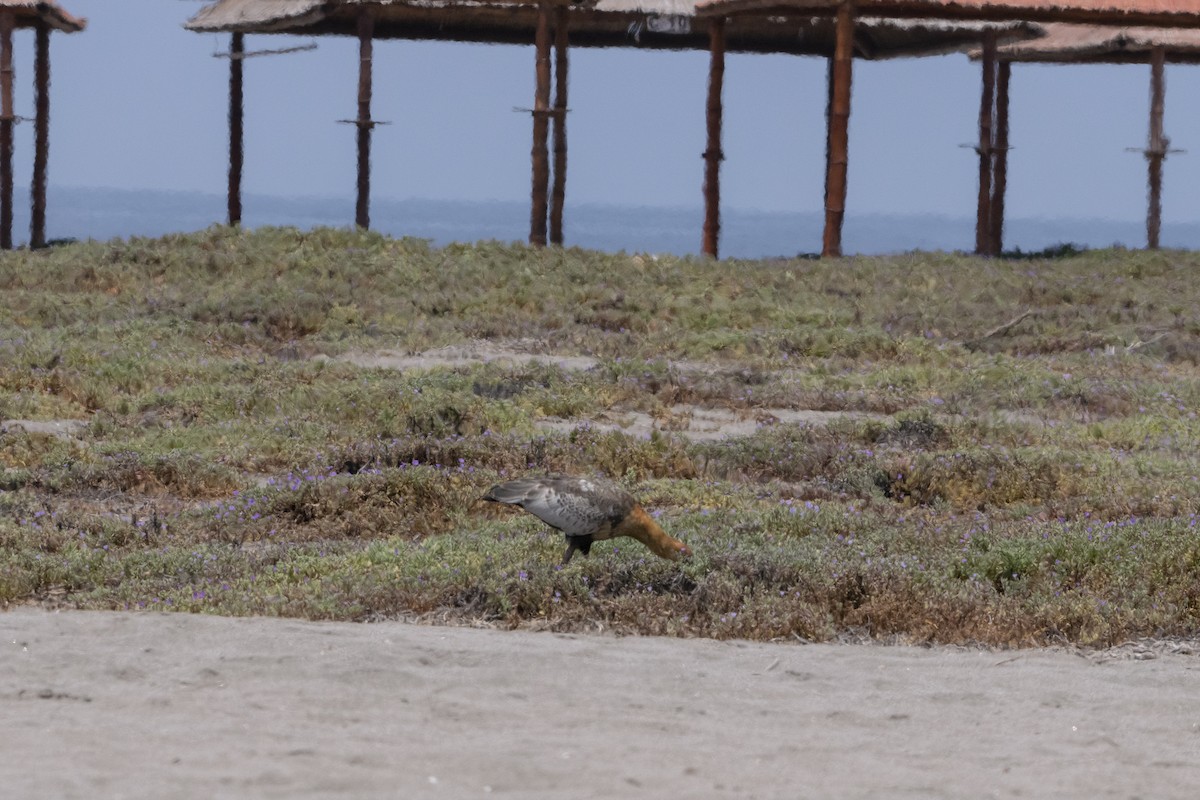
left=2, top=608, right=1198, bottom=799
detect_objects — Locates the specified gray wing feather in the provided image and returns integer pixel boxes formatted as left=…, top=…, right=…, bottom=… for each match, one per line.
left=484, top=475, right=634, bottom=537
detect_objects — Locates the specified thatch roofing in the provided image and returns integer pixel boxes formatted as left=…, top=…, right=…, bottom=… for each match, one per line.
left=987, top=21, right=1200, bottom=60
left=185, top=0, right=1040, bottom=56
left=186, top=0, right=327, bottom=34
left=697, top=0, right=1200, bottom=29
left=0, top=0, right=86, bottom=32
left=792, top=17, right=1042, bottom=57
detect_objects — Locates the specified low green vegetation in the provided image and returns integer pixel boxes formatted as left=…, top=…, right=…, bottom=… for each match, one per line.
left=2, top=226, right=1199, bottom=646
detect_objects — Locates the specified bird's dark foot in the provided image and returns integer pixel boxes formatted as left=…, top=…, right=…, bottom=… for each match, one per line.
left=561, top=536, right=594, bottom=565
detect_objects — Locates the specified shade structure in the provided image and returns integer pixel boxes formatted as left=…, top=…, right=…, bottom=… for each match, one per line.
left=0, top=1, right=86, bottom=250
left=190, top=1, right=1047, bottom=256
left=699, top=0, right=1200, bottom=28
left=0, top=0, right=85, bottom=32
left=186, top=0, right=1029, bottom=53
left=995, top=20, right=1200, bottom=60
left=698, top=0, right=1200, bottom=256
left=975, top=22, right=1200, bottom=250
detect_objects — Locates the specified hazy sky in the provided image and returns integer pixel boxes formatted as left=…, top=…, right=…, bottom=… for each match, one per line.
left=16, top=0, right=1200, bottom=232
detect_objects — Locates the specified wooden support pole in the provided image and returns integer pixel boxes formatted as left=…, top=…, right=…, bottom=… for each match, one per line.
left=228, top=32, right=244, bottom=227
left=549, top=5, right=569, bottom=246
left=702, top=16, right=725, bottom=259
left=30, top=20, right=49, bottom=249
left=1146, top=46, right=1166, bottom=251
left=529, top=1, right=552, bottom=247
left=821, top=2, right=854, bottom=259
left=975, top=31, right=996, bottom=257
left=990, top=60, right=1010, bottom=257
left=355, top=9, right=374, bottom=230
left=0, top=12, right=13, bottom=250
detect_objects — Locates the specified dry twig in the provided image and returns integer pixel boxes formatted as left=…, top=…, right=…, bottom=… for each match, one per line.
left=964, top=309, right=1035, bottom=350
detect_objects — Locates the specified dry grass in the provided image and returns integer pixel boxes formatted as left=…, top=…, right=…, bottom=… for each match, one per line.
left=2, top=227, right=1200, bottom=646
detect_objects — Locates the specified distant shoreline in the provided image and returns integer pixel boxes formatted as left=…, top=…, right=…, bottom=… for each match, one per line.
left=17, top=185, right=1200, bottom=257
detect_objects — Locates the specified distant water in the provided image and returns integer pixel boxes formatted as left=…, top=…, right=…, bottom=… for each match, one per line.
left=20, top=186, right=1200, bottom=257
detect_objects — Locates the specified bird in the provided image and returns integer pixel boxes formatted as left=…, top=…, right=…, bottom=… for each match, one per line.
left=482, top=474, right=691, bottom=565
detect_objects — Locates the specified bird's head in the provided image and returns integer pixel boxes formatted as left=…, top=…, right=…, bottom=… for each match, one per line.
left=619, top=506, right=692, bottom=562
left=669, top=538, right=693, bottom=561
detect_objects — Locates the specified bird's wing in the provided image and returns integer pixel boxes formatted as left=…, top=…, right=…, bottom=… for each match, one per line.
left=485, top=475, right=634, bottom=537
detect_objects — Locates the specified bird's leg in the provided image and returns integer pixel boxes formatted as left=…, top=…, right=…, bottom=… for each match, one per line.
left=561, top=539, right=578, bottom=565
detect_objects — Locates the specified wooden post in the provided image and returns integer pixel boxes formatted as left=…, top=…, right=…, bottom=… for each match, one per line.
left=1146, top=46, right=1166, bottom=250
left=549, top=5, right=569, bottom=246
left=228, top=32, right=244, bottom=227
left=990, top=60, right=1010, bottom=257
left=821, top=2, right=854, bottom=259
left=355, top=9, right=374, bottom=230
left=0, top=12, right=13, bottom=250
left=975, top=31, right=996, bottom=257
left=702, top=16, right=725, bottom=259
left=31, top=19, right=49, bottom=249
left=529, top=1, right=552, bottom=247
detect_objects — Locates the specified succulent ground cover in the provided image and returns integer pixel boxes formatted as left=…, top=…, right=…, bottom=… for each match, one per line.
left=2, top=226, right=1199, bottom=646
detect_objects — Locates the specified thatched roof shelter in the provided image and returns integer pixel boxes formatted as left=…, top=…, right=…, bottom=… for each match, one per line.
left=700, top=0, right=1200, bottom=28
left=0, top=2, right=87, bottom=250
left=188, top=0, right=1032, bottom=54
left=187, top=0, right=1042, bottom=255
left=0, top=0, right=85, bottom=32
left=698, top=0, right=1200, bottom=256
left=994, top=20, right=1200, bottom=60
left=969, top=23, right=1200, bottom=250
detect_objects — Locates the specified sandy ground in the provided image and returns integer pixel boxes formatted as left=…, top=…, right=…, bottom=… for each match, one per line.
left=324, top=343, right=887, bottom=442
left=3, top=609, right=1199, bottom=799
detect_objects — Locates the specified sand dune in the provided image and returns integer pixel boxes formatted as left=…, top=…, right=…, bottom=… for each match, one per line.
left=3, top=608, right=1198, bottom=799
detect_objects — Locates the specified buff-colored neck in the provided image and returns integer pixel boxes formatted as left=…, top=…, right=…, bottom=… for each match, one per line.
left=615, top=506, right=690, bottom=561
